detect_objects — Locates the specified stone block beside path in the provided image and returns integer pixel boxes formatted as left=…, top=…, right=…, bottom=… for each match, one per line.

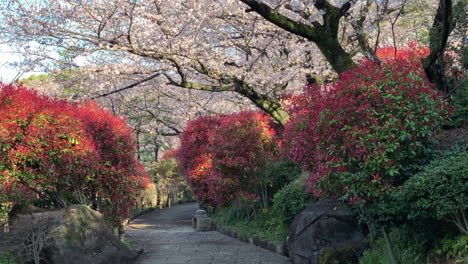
left=196, top=216, right=213, bottom=231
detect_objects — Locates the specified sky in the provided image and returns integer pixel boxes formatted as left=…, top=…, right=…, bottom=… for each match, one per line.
left=0, top=44, right=44, bottom=83
left=0, top=44, right=22, bottom=83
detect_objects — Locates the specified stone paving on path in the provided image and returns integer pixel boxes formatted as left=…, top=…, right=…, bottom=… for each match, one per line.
left=125, top=202, right=291, bottom=264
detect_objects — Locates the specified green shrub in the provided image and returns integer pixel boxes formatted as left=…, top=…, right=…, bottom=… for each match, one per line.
left=448, top=82, right=468, bottom=127
left=358, top=228, right=431, bottom=264
left=261, top=160, right=301, bottom=191
left=272, top=179, right=313, bottom=222
left=212, top=172, right=311, bottom=243
left=259, top=160, right=302, bottom=207
left=393, top=147, right=468, bottom=233
left=212, top=199, right=259, bottom=224
left=436, top=235, right=468, bottom=263
left=354, top=146, right=467, bottom=264
left=212, top=204, right=290, bottom=243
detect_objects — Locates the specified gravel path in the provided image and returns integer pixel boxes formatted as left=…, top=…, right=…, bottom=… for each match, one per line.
left=125, top=202, right=291, bottom=264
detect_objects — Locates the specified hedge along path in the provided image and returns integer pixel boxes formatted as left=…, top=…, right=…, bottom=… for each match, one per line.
left=125, top=202, right=291, bottom=264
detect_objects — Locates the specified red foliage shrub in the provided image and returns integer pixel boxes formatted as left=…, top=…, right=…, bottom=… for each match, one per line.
left=75, top=101, right=148, bottom=223
left=177, top=112, right=278, bottom=207
left=0, top=84, right=92, bottom=204
left=208, top=112, right=278, bottom=206
left=177, top=116, right=220, bottom=206
left=284, top=59, right=448, bottom=201
left=0, top=83, right=149, bottom=225
left=376, top=41, right=429, bottom=62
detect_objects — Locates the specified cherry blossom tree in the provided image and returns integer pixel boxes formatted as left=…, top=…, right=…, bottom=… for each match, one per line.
left=0, top=0, right=462, bottom=126
left=1, top=0, right=327, bottom=124
left=237, top=0, right=460, bottom=92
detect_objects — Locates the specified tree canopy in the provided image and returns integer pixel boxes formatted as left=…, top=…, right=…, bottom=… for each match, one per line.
left=1, top=0, right=463, bottom=127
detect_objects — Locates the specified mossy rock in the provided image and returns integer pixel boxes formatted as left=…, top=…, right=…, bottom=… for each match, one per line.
left=48, top=205, right=137, bottom=264
left=286, top=199, right=367, bottom=264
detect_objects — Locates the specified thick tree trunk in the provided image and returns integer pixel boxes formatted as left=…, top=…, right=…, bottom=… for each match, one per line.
left=237, top=83, right=290, bottom=125
left=315, top=34, right=357, bottom=74
left=422, top=0, right=453, bottom=93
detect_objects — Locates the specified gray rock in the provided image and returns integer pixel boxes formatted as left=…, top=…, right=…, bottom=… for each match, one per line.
left=195, top=216, right=212, bottom=232
left=194, top=210, right=207, bottom=216
left=48, top=205, right=137, bottom=264
left=286, top=199, right=366, bottom=264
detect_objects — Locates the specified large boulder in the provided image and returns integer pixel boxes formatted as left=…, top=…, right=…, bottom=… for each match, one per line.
left=1, top=205, right=138, bottom=264
left=48, top=205, right=138, bottom=264
left=286, top=199, right=367, bottom=264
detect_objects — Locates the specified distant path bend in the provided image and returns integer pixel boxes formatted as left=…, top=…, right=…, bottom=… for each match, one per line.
left=125, top=202, right=291, bottom=264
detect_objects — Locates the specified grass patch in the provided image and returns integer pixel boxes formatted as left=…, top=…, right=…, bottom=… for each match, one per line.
left=123, top=239, right=135, bottom=249
left=212, top=206, right=290, bottom=243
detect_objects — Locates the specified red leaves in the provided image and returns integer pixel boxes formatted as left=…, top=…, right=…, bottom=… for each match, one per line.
left=376, top=41, right=430, bottom=62
left=74, top=100, right=149, bottom=223
left=0, top=83, right=149, bottom=224
left=176, top=116, right=220, bottom=205
left=283, top=54, right=448, bottom=200
left=177, top=111, right=279, bottom=207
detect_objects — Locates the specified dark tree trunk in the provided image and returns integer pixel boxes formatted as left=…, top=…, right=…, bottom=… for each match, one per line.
left=422, top=0, right=453, bottom=93
left=315, top=33, right=357, bottom=73
left=135, top=130, right=141, bottom=161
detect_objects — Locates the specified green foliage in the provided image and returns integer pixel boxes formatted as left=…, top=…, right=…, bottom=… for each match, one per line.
left=0, top=202, right=13, bottom=226
left=131, top=183, right=158, bottom=216
left=272, top=179, right=312, bottom=222
left=150, top=158, right=193, bottom=206
left=0, top=252, right=16, bottom=264
left=448, top=82, right=468, bottom=127
left=212, top=204, right=290, bottom=243
left=212, top=171, right=311, bottom=244
left=152, top=158, right=181, bottom=180
left=357, top=146, right=467, bottom=264
left=359, top=146, right=467, bottom=232
left=257, top=160, right=302, bottom=208
left=358, top=228, right=432, bottom=264
left=437, top=235, right=468, bottom=263
left=215, top=199, right=260, bottom=223
left=393, top=147, right=467, bottom=226
left=19, top=74, right=49, bottom=83
left=261, top=160, right=301, bottom=194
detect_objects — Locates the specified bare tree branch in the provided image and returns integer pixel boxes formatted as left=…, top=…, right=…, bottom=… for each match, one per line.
left=91, top=73, right=161, bottom=99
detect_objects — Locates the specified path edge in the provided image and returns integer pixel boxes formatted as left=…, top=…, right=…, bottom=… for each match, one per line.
left=213, top=224, right=289, bottom=257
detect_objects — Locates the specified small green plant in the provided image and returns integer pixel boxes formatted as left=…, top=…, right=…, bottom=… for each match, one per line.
left=436, top=235, right=468, bottom=263
left=272, top=179, right=313, bottom=222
